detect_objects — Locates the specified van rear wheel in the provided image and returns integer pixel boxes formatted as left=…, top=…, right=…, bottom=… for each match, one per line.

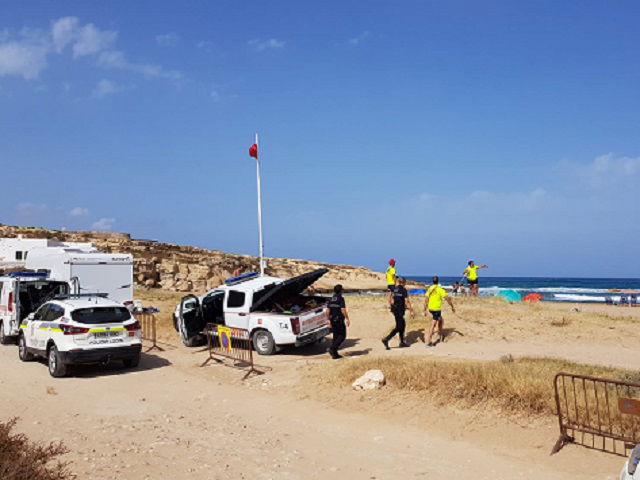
left=0, top=321, right=12, bottom=345
left=252, top=330, right=276, bottom=356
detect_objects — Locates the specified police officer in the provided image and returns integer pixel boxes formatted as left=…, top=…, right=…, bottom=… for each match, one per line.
left=382, top=277, right=413, bottom=349
left=326, top=284, right=350, bottom=359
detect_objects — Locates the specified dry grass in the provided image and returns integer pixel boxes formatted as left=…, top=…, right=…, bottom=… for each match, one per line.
left=0, top=418, right=71, bottom=480
left=319, top=356, right=637, bottom=416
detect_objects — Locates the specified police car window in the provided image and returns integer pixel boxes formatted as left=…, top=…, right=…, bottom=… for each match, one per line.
left=46, top=305, right=64, bottom=321
left=34, top=304, right=50, bottom=320
left=71, top=307, right=131, bottom=325
left=227, top=290, right=246, bottom=308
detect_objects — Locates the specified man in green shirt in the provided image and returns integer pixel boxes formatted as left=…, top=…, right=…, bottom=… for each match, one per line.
left=424, top=276, right=455, bottom=347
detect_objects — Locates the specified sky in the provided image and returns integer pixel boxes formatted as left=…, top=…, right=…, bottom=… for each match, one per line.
left=0, top=1, right=639, bottom=278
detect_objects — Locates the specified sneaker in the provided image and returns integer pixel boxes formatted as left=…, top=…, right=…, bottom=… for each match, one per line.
left=399, top=342, right=409, bottom=348
left=330, top=352, right=343, bottom=359
left=381, top=339, right=390, bottom=350
left=426, top=342, right=435, bottom=347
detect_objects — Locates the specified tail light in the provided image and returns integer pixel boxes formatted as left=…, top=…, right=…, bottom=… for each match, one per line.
left=290, top=317, right=300, bottom=335
left=8, top=292, right=13, bottom=312
left=125, top=320, right=141, bottom=337
left=61, top=325, right=90, bottom=335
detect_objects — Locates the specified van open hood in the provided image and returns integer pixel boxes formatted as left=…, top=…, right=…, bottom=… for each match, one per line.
left=250, top=268, right=328, bottom=312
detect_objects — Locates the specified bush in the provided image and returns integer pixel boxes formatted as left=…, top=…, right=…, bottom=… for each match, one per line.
left=0, top=418, right=71, bottom=480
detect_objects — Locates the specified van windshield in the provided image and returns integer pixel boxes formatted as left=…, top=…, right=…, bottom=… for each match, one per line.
left=71, top=307, right=131, bottom=324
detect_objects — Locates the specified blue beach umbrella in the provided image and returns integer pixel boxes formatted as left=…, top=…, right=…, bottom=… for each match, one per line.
left=499, top=289, right=522, bottom=303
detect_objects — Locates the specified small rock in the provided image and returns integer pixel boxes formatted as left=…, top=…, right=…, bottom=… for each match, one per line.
left=352, top=369, right=385, bottom=391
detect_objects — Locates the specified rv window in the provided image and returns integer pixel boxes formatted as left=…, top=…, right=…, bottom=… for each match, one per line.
left=15, top=251, right=22, bottom=260
left=227, top=290, right=246, bottom=308
left=71, top=307, right=131, bottom=325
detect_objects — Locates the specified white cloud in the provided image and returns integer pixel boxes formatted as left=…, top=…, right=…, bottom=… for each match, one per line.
left=348, top=31, right=372, bottom=46
left=91, top=217, right=116, bottom=231
left=196, top=40, right=214, bottom=51
left=15, top=202, right=49, bottom=217
left=156, top=32, right=179, bottom=47
left=248, top=38, right=285, bottom=52
left=91, top=79, right=120, bottom=98
left=562, top=153, right=640, bottom=189
left=0, top=40, right=49, bottom=79
left=0, top=17, right=181, bottom=84
left=51, top=16, right=78, bottom=53
left=97, top=50, right=183, bottom=81
left=69, top=207, right=89, bottom=217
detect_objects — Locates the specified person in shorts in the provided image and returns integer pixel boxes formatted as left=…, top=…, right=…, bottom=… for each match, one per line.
left=463, top=260, right=488, bottom=297
left=424, top=276, right=455, bottom=347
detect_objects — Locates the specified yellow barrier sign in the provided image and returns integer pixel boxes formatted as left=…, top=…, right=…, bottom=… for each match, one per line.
left=217, top=326, right=232, bottom=351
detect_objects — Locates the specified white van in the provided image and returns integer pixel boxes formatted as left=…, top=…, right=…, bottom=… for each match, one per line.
left=0, top=272, right=69, bottom=345
left=25, top=248, right=133, bottom=305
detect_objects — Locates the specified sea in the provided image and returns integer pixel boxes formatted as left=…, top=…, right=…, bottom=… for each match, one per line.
left=402, top=276, right=640, bottom=304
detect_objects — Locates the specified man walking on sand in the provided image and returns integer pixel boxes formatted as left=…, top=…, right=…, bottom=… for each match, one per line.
left=382, top=277, right=413, bottom=350
left=463, top=260, right=488, bottom=297
left=424, top=276, right=455, bottom=347
left=386, top=259, right=396, bottom=291
left=326, top=284, right=350, bottom=359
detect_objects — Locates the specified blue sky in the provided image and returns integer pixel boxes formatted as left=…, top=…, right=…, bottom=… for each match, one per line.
left=1, top=1, right=638, bottom=277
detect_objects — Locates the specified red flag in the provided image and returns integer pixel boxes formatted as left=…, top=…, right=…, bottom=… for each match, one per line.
left=249, top=143, right=258, bottom=158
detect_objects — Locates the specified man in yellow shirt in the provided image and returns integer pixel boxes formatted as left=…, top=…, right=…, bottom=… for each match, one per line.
left=463, top=260, right=488, bottom=297
left=424, top=276, right=455, bottom=347
left=385, top=259, right=396, bottom=291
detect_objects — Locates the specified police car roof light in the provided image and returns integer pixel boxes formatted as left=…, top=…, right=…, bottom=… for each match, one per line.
left=224, top=271, right=259, bottom=285
left=8, top=272, right=49, bottom=278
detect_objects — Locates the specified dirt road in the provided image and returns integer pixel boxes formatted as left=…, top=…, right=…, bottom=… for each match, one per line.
left=0, top=339, right=622, bottom=480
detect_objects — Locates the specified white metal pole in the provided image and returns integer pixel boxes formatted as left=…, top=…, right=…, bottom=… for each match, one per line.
left=255, top=133, right=264, bottom=276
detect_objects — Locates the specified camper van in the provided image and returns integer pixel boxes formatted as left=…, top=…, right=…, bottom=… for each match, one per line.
left=25, top=248, right=134, bottom=305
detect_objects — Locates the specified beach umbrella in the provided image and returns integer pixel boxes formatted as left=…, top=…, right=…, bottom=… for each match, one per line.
left=522, top=293, right=542, bottom=303
left=499, top=289, right=522, bottom=303
left=621, top=290, right=638, bottom=294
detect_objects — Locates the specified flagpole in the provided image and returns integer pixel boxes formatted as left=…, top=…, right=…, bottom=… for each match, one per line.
left=255, top=133, right=265, bottom=276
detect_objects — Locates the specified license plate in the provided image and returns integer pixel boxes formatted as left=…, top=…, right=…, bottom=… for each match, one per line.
left=93, top=331, right=120, bottom=338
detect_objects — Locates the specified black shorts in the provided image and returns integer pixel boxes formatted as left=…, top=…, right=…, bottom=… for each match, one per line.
left=387, top=285, right=395, bottom=291
left=467, top=279, right=478, bottom=286
left=429, top=310, right=442, bottom=321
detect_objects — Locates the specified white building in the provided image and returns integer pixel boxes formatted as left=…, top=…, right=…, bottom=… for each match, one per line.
left=0, top=235, right=95, bottom=267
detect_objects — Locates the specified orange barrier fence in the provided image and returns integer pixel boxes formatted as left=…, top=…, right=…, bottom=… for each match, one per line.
left=200, top=323, right=256, bottom=378
left=552, top=372, right=640, bottom=456
left=135, top=310, right=164, bottom=353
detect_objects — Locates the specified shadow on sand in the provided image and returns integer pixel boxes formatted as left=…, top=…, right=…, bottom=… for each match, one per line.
left=66, top=352, right=172, bottom=379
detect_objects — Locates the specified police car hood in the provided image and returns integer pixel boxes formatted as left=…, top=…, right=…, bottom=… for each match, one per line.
left=250, top=268, right=328, bottom=312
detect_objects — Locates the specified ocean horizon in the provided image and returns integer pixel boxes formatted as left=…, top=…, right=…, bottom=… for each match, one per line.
left=403, top=276, right=640, bottom=303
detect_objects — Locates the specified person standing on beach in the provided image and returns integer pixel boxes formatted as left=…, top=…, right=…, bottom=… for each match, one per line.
left=463, top=260, right=488, bottom=297
left=382, top=277, right=413, bottom=349
left=326, top=284, right=350, bottom=359
left=386, top=259, right=396, bottom=291
left=424, top=276, right=455, bottom=347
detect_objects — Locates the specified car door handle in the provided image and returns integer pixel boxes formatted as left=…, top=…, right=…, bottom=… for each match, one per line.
left=238, top=313, right=247, bottom=316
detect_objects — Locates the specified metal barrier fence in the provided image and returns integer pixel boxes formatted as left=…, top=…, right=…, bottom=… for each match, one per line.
left=552, top=372, right=640, bottom=456
left=135, top=310, right=164, bottom=353
left=200, top=323, right=256, bottom=378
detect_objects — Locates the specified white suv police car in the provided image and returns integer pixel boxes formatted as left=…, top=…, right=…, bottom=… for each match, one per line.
left=18, top=295, right=142, bottom=377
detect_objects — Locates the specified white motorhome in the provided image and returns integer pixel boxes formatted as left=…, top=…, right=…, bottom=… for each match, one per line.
left=0, top=236, right=95, bottom=267
left=25, top=248, right=134, bottom=305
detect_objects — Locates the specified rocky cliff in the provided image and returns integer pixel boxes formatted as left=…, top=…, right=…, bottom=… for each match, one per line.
left=0, top=225, right=387, bottom=293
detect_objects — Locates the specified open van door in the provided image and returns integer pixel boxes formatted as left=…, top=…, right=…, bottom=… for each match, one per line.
left=177, top=294, right=206, bottom=347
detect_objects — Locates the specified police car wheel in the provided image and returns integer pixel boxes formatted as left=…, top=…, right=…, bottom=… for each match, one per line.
left=252, top=330, right=275, bottom=356
left=48, top=345, right=67, bottom=378
left=123, top=355, right=140, bottom=368
left=18, top=335, right=34, bottom=361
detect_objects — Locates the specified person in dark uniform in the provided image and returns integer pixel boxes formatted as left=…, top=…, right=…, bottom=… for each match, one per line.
left=381, top=277, right=413, bottom=349
left=326, top=284, right=350, bottom=359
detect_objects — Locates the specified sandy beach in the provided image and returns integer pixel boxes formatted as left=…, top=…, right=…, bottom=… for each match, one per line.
left=1, top=292, right=637, bottom=479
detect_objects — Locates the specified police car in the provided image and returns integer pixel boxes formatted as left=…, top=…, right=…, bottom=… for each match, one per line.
left=18, top=294, right=142, bottom=377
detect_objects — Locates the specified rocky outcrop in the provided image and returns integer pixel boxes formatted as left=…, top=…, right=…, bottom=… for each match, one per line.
left=0, top=225, right=387, bottom=293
